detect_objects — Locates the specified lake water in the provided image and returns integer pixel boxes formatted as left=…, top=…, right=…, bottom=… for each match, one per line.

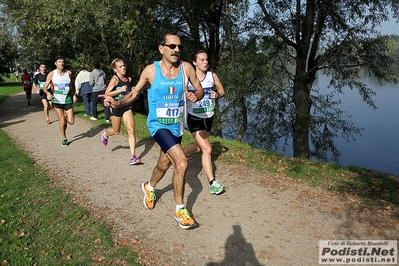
left=283, top=72, right=399, bottom=175
left=222, top=71, right=399, bottom=176
left=317, top=73, right=399, bottom=175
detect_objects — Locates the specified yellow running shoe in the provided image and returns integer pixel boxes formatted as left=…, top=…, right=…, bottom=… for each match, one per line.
left=141, top=182, right=156, bottom=210
left=175, top=208, right=196, bottom=229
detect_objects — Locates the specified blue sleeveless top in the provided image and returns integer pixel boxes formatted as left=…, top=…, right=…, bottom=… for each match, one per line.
left=147, top=61, right=185, bottom=137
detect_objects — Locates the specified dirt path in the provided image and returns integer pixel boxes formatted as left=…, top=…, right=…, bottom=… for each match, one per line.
left=1, top=92, right=398, bottom=265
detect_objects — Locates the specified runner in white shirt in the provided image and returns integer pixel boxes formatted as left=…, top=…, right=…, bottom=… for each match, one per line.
left=184, top=50, right=226, bottom=195
left=43, top=56, right=77, bottom=146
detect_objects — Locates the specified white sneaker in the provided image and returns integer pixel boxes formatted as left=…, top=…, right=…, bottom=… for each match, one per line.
left=90, top=117, right=98, bottom=121
left=105, top=119, right=110, bottom=123
left=209, top=180, right=224, bottom=194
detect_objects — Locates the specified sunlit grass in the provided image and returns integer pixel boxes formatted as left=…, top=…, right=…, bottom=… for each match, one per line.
left=204, top=136, right=399, bottom=208
left=0, top=76, right=22, bottom=104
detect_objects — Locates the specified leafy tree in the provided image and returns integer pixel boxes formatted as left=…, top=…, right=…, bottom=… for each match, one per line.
left=250, top=0, right=399, bottom=159
left=4, top=0, right=398, bottom=163
left=0, top=10, right=17, bottom=82
left=2, top=0, right=158, bottom=75
left=155, top=0, right=246, bottom=66
left=217, top=34, right=294, bottom=150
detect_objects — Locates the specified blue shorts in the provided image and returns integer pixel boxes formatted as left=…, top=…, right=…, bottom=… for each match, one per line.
left=152, top=129, right=182, bottom=153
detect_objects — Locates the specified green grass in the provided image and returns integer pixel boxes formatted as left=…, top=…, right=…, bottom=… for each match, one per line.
left=210, top=136, right=399, bottom=209
left=0, top=77, right=21, bottom=105
left=0, top=78, right=139, bottom=265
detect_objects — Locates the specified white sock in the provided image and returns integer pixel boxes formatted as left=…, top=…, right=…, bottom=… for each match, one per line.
left=176, top=204, right=185, bottom=211
left=146, top=182, right=154, bottom=191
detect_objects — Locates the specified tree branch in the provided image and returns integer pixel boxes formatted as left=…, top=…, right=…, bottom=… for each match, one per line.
left=257, top=0, right=297, bottom=48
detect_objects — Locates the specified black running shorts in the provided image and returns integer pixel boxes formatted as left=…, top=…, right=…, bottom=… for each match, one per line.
left=110, top=105, right=132, bottom=117
left=186, top=113, right=214, bottom=133
left=53, top=103, right=73, bottom=111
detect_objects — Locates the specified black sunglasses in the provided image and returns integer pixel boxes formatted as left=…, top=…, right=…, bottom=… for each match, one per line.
left=162, top=43, right=184, bottom=50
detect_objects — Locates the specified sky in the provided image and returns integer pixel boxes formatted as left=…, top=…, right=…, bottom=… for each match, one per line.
left=376, top=19, right=398, bottom=35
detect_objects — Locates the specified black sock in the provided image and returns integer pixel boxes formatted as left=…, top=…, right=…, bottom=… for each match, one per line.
left=209, top=179, right=215, bottom=186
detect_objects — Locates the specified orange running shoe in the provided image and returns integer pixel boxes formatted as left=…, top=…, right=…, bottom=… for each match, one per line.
left=46, top=118, right=50, bottom=124
left=174, top=208, right=196, bottom=229
left=141, top=182, right=156, bottom=210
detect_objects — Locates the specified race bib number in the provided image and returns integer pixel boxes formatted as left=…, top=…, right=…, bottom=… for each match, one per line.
left=54, top=83, right=70, bottom=93
left=156, top=101, right=184, bottom=124
left=59, top=83, right=67, bottom=92
left=53, top=83, right=70, bottom=103
left=192, top=99, right=215, bottom=113
left=38, top=81, right=50, bottom=90
left=114, top=86, right=131, bottom=100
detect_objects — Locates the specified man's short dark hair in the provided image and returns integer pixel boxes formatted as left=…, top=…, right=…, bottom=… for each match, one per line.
left=54, top=56, right=64, bottom=62
left=159, top=30, right=180, bottom=45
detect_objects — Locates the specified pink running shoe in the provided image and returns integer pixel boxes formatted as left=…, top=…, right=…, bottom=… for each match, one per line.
left=130, top=155, right=142, bottom=165
left=101, top=130, right=108, bottom=146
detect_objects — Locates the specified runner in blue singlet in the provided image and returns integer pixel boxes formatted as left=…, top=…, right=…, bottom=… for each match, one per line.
left=102, top=31, right=204, bottom=229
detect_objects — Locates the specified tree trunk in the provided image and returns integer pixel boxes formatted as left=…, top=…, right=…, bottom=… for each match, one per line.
left=207, top=1, right=222, bottom=69
left=211, top=1, right=232, bottom=138
left=292, top=64, right=314, bottom=159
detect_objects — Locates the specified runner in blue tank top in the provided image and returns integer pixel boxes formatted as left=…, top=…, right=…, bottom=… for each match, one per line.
left=102, top=31, right=204, bottom=229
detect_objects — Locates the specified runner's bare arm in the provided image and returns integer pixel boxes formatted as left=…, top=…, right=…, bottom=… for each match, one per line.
left=43, top=72, right=54, bottom=100
left=212, top=72, right=225, bottom=98
left=184, top=61, right=204, bottom=102
left=32, top=81, right=40, bottom=93
left=103, top=65, right=152, bottom=108
left=105, top=76, right=124, bottom=98
left=68, top=71, right=77, bottom=103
